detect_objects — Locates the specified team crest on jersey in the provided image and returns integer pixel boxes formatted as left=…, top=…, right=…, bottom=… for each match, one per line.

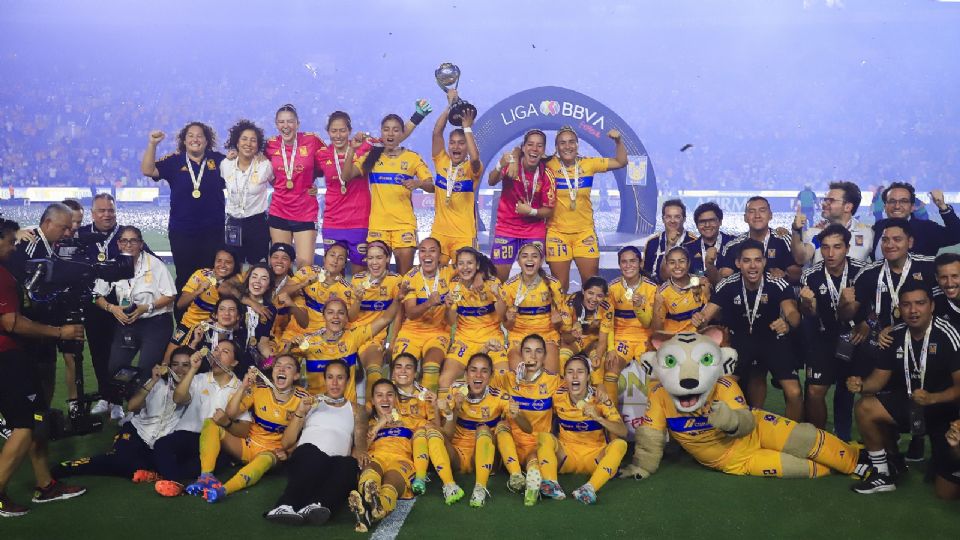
left=400, top=161, right=408, bottom=170
left=299, top=147, right=308, bottom=157
left=379, top=286, right=388, bottom=296
left=819, top=284, right=828, bottom=295
left=481, top=407, right=490, bottom=418
left=913, top=272, right=923, bottom=280
left=855, top=234, right=864, bottom=246
left=479, top=292, right=488, bottom=301
left=538, top=383, right=547, bottom=394
left=338, top=342, right=348, bottom=353
left=761, top=294, right=768, bottom=304
left=929, top=343, right=938, bottom=354
left=767, top=249, right=776, bottom=258
left=733, top=295, right=742, bottom=305
left=541, top=292, right=549, bottom=302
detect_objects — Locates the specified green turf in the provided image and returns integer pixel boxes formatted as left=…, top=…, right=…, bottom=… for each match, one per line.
left=2, top=354, right=957, bottom=539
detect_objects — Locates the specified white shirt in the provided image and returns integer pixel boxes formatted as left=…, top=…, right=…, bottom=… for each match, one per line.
left=174, top=372, right=249, bottom=433
left=221, top=158, right=273, bottom=218
left=803, top=217, right=875, bottom=264
left=131, top=378, right=185, bottom=449
left=94, top=252, right=176, bottom=317
left=298, top=400, right=354, bottom=457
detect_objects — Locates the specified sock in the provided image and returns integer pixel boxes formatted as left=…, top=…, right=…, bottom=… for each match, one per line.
left=588, top=439, right=627, bottom=491
left=379, top=484, right=399, bottom=515
left=495, top=424, right=522, bottom=476
left=359, top=467, right=382, bottom=490
left=536, top=432, right=559, bottom=482
left=223, top=452, right=274, bottom=495
left=413, top=429, right=430, bottom=480
left=525, top=456, right=540, bottom=480
left=475, top=430, right=496, bottom=488
left=198, top=419, right=224, bottom=474
left=427, top=428, right=455, bottom=485
left=808, top=429, right=858, bottom=474
left=421, top=361, right=441, bottom=393
left=603, top=372, right=620, bottom=409
left=868, top=450, right=889, bottom=475
left=365, top=364, right=383, bottom=400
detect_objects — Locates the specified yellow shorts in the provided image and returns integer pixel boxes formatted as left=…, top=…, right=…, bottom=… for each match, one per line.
left=717, top=410, right=799, bottom=477
left=447, top=336, right=508, bottom=367
left=394, top=330, right=450, bottom=359
left=546, top=229, right=600, bottom=263
left=451, top=440, right=476, bottom=474
left=613, top=338, right=647, bottom=362
left=368, top=229, right=418, bottom=250
left=241, top=437, right=280, bottom=463
left=431, top=232, right=476, bottom=260
left=371, top=454, right=415, bottom=498
left=559, top=440, right=604, bottom=474
left=512, top=432, right=538, bottom=465
left=359, top=334, right=387, bottom=356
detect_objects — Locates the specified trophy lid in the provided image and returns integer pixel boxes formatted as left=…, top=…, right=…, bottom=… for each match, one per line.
left=435, top=62, right=461, bottom=87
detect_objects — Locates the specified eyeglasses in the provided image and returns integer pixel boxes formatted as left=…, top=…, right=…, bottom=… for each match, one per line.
left=822, top=197, right=844, bottom=205
left=117, top=238, right=141, bottom=245
left=696, top=218, right=719, bottom=225
left=886, top=198, right=912, bottom=206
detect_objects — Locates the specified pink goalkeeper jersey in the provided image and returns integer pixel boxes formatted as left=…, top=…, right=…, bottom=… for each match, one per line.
left=317, top=142, right=372, bottom=230
left=266, top=132, right=326, bottom=222
left=494, top=161, right=556, bottom=238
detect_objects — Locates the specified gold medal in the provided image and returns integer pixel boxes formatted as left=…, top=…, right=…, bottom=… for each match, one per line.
left=390, top=408, right=401, bottom=422
left=576, top=399, right=586, bottom=410
left=299, top=339, right=310, bottom=351
left=361, top=278, right=372, bottom=290
left=571, top=199, right=577, bottom=211
left=159, top=365, right=169, bottom=376
left=97, top=252, right=106, bottom=262
left=192, top=189, right=201, bottom=198
left=340, top=185, right=347, bottom=195
left=457, top=386, right=469, bottom=397
left=624, top=288, right=634, bottom=301
left=286, top=180, right=294, bottom=189
left=893, top=306, right=901, bottom=319
left=445, top=196, right=452, bottom=206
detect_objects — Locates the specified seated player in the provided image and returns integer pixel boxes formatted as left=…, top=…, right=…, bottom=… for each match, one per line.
left=350, top=240, right=402, bottom=397
left=395, top=238, right=455, bottom=392
left=175, top=248, right=242, bottom=329
left=502, top=243, right=565, bottom=373
left=237, top=263, right=279, bottom=366
left=390, top=353, right=463, bottom=504
left=266, top=242, right=296, bottom=340
left=651, top=247, right=709, bottom=334
left=276, top=241, right=353, bottom=339
left=348, top=380, right=426, bottom=532
left=492, top=334, right=561, bottom=506
left=558, top=276, right=609, bottom=376
left=536, top=354, right=627, bottom=505
left=942, top=420, right=960, bottom=500
left=439, top=353, right=529, bottom=508
left=184, top=355, right=306, bottom=503
left=166, top=296, right=249, bottom=370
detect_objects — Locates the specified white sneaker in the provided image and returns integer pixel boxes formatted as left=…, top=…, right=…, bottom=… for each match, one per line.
left=90, top=400, right=110, bottom=415
left=264, top=504, right=304, bottom=525
left=110, top=404, right=125, bottom=422
left=469, top=484, right=489, bottom=508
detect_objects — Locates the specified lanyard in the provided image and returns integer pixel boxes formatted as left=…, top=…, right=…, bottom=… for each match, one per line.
left=229, top=159, right=256, bottom=213
left=186, top=154, right=206, bottom=193
left=280, top=135, right=298, bottom=181
left=824, top=260, right=849, bottom=314
left=245, top=305, right=261, bottom=334
left=700, top=235, right=724, bottom=270
left=519, top=164, right=540, bottom=206
left=742, top=276, right=765, bottom=334
left=96, top=225, right=119, bottom=261
left=514, top=276, right=541, bottom=307
left=657, top=231, right=687, bottom=267
left=398, top=382, right=428, bottom=400
left=422, top=269, right=440, bottom=296
left=119, top=253, right=152, bottom=302
left=557, top=158, right=580, bottom=207
left=903, top=322, right=932, bottom=396
left=876, top=258, right=912, bottom=317
left=332, top=148, right=347, bottom=194
left=623, top=277, right=641, bottom=301
left=446, top=159, right=462, bottom=202
left=37, top=226, right=54, bottom=255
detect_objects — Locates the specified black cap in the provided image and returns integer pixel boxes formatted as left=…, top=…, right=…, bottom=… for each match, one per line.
left=269, top=242, right=295, bottom=260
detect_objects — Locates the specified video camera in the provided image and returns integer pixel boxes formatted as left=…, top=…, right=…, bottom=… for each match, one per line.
left=25, top=239, right=135, bottom=440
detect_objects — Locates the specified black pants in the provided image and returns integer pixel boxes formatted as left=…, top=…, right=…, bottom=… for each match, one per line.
left=169, top=226, right=224, bottom=294
left=228, top=212, right=270, bottom=265
left=153, top=430, right=200, bottom=482
left=52, top=423, right=152, bottom=479
left=108, top=313, right=174, bottom=382
left=275, top=444, right=358, bottom=512
left=84, top=305, right=115, bottom=394
left=20, top=338, right=57, bottom=409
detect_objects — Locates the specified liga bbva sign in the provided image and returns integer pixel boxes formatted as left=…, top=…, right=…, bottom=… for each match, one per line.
left=472, top=86, right=658, bottom=237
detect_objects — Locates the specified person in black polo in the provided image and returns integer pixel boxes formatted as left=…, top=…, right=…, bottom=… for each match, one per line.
left=847, top=281, right=960, bottom=495
left=798, top=224, right=866, bottom=440
left=872, top=182, right=960, bottom=258
left=936, top=253, right=960, bottom=331
left=683, top=201, right=735, bottom=284
left=717, top=196, right=799, bottom=282
left=140, top=122, right=226, bottom=293
left=693, top=238, right=803, bottom=420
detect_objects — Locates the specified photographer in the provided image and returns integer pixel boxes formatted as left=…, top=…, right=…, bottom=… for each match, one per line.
left=93, top=226, right=176, bottom=419
left=0, top=217, right=86, bottom=518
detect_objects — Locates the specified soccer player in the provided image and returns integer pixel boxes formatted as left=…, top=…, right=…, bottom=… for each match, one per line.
left=349, top=241, right=402, bottom=397
left=438, top=353, right=529, bottom=508
left=395, top=238, right=455, bottom=392
left=488, top=129, right=556, bottom=283
left=185, top=356, right=306, bottom=503
left=790, top=181, right=874, bottom=264
left=544, top=126, right=626, bottom=292
left=276, top=241, right=353, bottom=339
left=431, top=92, right=482, bottom=266
left=341, top=114, right=434, bottom=275
left=798, top=224, right=865, bottom=439
left=847, top=282, right=960, bottom=494
left=718, top=196, right=799, bottom=282
left=558, top=276, right=608, bottom=373
left=265, top=104, right=326, bottom=270
left=642, top=199, right=697, bottom=282
left=266, top=242, right=296, bottom=339
left=174, top=248, right=241, bottom=332
left=439, top=248, right=507, bottom=395
left=536, top=354, right=627, bottom=505
left=501, top=243, right=565, bottom=373
left=695, top=239, right=803, bottom=420
left=166, top=296, right=249, bottom=370
left=935, top=253, right=960, bottom=330
left=237, top=263, right=278, bottom=360
left=596, top=246, right=658, bottom=406
left=652, top=247, right=709, bottom=334
left=872, top=183, right=960, bottom=258
left=684, top=201, right=734, bottom=284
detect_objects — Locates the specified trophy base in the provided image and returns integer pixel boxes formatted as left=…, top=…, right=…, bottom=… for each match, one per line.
left=448, top=101, right=477, bottom=127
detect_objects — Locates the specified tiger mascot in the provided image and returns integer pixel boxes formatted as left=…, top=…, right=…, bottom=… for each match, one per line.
left=620, top=328, right=873, bottom=479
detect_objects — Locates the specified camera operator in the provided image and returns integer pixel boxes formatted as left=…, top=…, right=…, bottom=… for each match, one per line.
left=93, top=226, right=176, bottom=419
left=798, top=224, right=866, bottom=440
left=0, top=217, right=86, bottom=518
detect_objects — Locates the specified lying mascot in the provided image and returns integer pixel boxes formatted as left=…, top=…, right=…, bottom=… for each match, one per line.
left=620, top=328, right=872, bottom=479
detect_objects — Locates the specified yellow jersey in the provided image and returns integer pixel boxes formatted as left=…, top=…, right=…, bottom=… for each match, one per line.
left=284, top=265, right=353, bottom=336
left=369, top=414, right=428, bottom=463
left=348, top=271, right=401, bottom=339
left=641, top=376, right=748, bottom=468
left=559, top=293, right=607, bottom=351
left=544, top=156, right=609, bottom=234
left=451, top=385, right=510, bottom=444
left=356, top=148, right=432, bottom=230
left=493, top=371, right=561, bottom=445
left=289, top=325, right=372, bottom=401
left=600, top=277, right=657, bottom=342
left=501, top=274, right=564, bottom=336
left=238, top=385, right=307, bottom=449
left=396, top=388, right=437, bottom=424
left=180, top=268, right=221, bottom=327
left=656, top=280, right=708, bottom=334
left=399, top=265, right=455, bottom=335
left=451, top=277, right=502, bottom=341
left=553, top=388, right=621, bottom=448
left=432, top=151, right=480, bottom=239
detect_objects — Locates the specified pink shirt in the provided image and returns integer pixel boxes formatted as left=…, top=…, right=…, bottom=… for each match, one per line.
left=317, top=142, right=372, bottom=230
left=266, top=132, right=326, bottom=222
left=495, top=162, right=556, bottom=238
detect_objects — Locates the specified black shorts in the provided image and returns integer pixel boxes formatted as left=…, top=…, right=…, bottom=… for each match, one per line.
left=731, top=333, right=799, bottom=382
left=0, top=349, right=42, bottom=429
left=929, top=425, right=960, bottom=485
left=805, top=334, right=853, bottom=386
left=875, top=390, right=912, bottom=433
left=267, top=215, right=315, bottom=233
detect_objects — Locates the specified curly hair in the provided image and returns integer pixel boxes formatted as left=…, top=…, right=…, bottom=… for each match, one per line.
left=176, top=121, right=217, bottom=154
left=225, top=119, right=265, bottom=153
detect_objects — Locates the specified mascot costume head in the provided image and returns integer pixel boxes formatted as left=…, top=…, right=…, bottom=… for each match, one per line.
left=641, top=327, right=737, bottom=413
